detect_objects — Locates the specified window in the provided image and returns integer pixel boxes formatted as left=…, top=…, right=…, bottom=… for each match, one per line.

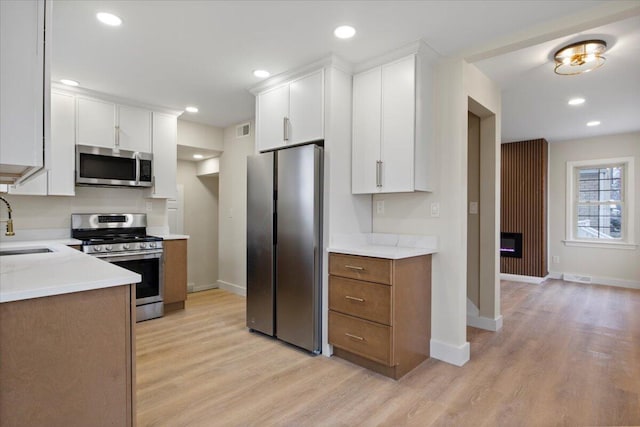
left=566, top=157, right=635, bottom=248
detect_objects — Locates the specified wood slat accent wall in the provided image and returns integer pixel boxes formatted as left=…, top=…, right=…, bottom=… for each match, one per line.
left=501, top=139, right=548, bottom=277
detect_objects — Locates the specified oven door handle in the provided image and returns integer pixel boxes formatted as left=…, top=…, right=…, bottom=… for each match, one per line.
left=93, top=250, right=162, bottom=262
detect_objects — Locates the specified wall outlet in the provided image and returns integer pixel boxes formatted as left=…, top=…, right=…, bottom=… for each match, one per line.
left=376, top=200, right=385, bottom=215
left=430, top=202, right=440, bottom=217
left=146, top=201, right=153, bottom=212
left=469, top=201, right=479, bottom=215
left=552, top=255, right=560, bottom=264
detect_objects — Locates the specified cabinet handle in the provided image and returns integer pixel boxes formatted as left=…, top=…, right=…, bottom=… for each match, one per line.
left=283, top=117, right=289, bottom=141
left=345, top=333, right=365, bottom=341
left=344, top=265, right=364, bottom=271
left=376, top=160, right=383, bottom=187
left=115, top=126, right=120, bottom=146
left=345, top=295, right=365, bottom=302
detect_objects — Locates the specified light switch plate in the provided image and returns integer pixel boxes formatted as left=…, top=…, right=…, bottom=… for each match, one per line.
left=376, top=200, right=385, bottom=215
left=430, top=202, right=440, bottom=217
left=469, top=201, right=479, bottom=215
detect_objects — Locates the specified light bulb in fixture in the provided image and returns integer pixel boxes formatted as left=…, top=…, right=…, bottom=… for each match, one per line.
left=334, top=25, right=356, bottom=39
left=253, top=70, right=270, bottom=78
left=193, top=154, right=204, bottom=159
left=587, top=120, right=601, bottom=127
left=185, top=106, right=199, bottom=113
left=60, top=79, right=79, bottom=87
left=96, top=12, right=122, bottom=26
left=568, top=97, right=585, bottom=106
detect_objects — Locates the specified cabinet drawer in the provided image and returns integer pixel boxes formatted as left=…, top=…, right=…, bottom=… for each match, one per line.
left=329, top=311, right=391, bottom=365
left=329, top=276, right=391, bottom=325
left=329, top=253, right=391, bottom=285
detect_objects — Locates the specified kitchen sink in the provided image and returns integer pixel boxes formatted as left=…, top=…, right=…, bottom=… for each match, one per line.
left=0, top=248, right=53, bottom=256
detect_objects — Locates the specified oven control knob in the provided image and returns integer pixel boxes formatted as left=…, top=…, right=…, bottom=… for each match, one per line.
left=105, top=245, right=112, bottom=252
left=93, top=245, right=102, bottom=252
left=140, top=242, right=147, bottom=249
left=123, top=244, right=130, bottom=250
left=149, top=242, right=156, bottom=248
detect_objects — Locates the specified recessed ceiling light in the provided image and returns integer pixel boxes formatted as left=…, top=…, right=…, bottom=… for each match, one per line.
left=334, top=25, right=356, bottom=39
left=193, top=154, right=204, bottom=159
left=96, top=12, right=122, bottom=26
left=586, top=120, right=601, bottom=127
left=60, top=79, right=79, bottom=87
left=185, top=106, right=199, bottom=113
left=253, top=70, right=270, bottom=78
left=568, top=97, right=585, bottom=106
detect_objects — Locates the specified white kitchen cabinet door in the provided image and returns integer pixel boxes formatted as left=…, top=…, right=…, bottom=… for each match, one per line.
left=118, top=105, right=152, bottom=152
left=256, top=85, right=289, bottom=152
left=352, top=67, right=382, bottom=194
left=289, top=70, right=324, bottom=145
left=149, top=113, right=177, bottom=199
left=380, top=56, right=415, bottom=193
left=77, top=97, right=116, bottom=148
left=0, top=0, right=45, bottom=177
left=49, top=91, right=76, bottom=195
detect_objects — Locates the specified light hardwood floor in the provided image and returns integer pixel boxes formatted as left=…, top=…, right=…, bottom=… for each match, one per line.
left=137, top=280, right=640, bottom=426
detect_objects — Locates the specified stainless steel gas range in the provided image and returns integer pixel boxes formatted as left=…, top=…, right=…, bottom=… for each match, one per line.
left=71, top=213, right=164, bottom=322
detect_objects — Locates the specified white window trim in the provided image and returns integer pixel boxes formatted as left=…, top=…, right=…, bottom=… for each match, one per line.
left=565, top=157, right=636, bottom=249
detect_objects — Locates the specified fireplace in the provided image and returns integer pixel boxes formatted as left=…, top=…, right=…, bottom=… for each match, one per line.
left=500, top=232, right=522, bottom=258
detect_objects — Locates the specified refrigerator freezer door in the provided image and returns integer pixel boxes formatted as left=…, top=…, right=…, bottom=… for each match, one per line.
left=276, top=144, right=323, bottom=353
left=246, top=152, right=275, bottom=336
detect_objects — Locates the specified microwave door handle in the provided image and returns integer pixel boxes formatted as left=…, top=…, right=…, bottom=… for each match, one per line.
left=134, top=152, right=140, bottom=185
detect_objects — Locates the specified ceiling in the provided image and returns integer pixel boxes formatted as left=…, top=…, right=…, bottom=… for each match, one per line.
left=51, top=1, right=640, bottom=144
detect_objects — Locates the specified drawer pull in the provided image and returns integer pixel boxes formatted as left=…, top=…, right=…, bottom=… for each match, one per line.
left=344, top=265, right=364, bottom=271
left=345, top=295, right=365, bottom=302
left=345, top=333, right=365, bottom=341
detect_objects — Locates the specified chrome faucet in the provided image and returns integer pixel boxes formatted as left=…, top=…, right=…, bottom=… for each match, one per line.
left=0, top=196, right=15, bottom=236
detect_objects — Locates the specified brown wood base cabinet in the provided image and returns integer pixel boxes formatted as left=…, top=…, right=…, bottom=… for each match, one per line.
left=0, top=285, right=136, bottom=427
left=163, top=238, right=188, bottom=313
left=328, top=253, right=431, bottom=379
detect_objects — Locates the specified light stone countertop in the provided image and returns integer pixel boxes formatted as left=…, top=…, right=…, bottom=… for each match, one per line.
left=327, top=233, right=438, bottom=260
left=0, top=241, right=140, bottom=303
left=152, top=234, right=190, bottom=240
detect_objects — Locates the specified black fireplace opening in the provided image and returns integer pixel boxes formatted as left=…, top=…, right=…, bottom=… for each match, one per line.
left=500, top=232, right=522, bottom=258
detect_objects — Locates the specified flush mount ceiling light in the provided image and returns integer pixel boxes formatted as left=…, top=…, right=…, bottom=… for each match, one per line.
left=60, top=79, right=79, bottom=87
left=334, top=25, right=356, bottom=39
left=554, top=39, right=607, bottom=75
left=193, top=154, right=204, bottom=159
left=185, top=106, right=199, bottom=113
left=568, top=97, right=585, bottom=106
left=253, top=69, right=270, bottom=78
left=96, top=12, right=122, bottom=27
left=587, top=120, right=601, bottom=127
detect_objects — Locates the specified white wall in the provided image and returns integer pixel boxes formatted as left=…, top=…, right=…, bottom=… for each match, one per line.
left=217, top=120, right=255, bottom=295
left=177, top=119, right=224, bottom=151
left=548, top=131, right=640, bottom=288
left=0, top=187, right=167, bottom=241
left=176, top=160, right=219, bottom=292
left=372, top=59, right=501, bottom=366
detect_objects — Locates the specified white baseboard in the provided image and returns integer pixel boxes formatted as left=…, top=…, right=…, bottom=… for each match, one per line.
left=189, top=282, right=218, bottom=293
left=467, top=313, right=503, bottom=331
left=430, top=339, right=470, bottom=367
left=547, top=272, right=562, bottom=280
left=217, top=280, right=246, bottom=296
left=560, top=273, right=640, bottom=290
left=500, top=273, right=546, bottom=284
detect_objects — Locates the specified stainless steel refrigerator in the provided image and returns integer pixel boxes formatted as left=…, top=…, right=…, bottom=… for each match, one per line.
left=246, top=144, right=323, bottom=354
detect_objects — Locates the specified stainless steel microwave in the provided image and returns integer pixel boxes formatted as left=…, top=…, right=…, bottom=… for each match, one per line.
left=76, top=144, right=153, bottom=188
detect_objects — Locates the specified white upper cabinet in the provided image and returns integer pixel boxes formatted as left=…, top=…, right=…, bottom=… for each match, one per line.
left=257, top=85, right=289, bottom=152
left=352, top=50, right=435, bottom=194
left=289, top=70, right=324, bottom=145
left=9, top=90, right=76, bottom=196
left=0, top=0, right=48, bottom=182
left=48, top=91, right=76, bottom=195
left=77, top=97, right=151, bottom=152
left=255, top=69, right=324, bottom=152
left=148, top=112, right=178, bottom=199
